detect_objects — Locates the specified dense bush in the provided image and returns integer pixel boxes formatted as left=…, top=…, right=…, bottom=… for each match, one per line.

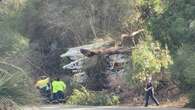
left=171, top=44, right=195, bottom=89
left=66, top=87, right=120, bottom=106
left=0, top=1, right=39, bottom=109
left=148, top=0, right=195, bottom=53
left=0, top=0, right=29, bottom=58
left=125, top=40, right=172, bottom=87
left=0, top=62, right=39, bottom=110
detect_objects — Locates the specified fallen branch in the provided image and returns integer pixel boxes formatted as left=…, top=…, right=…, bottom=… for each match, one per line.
left=121, top=29, right=145, bottom=46
left=121, top=29, right=144, bottom=38
left=80, top=29, right=143, bottom=57
left=80, top=47, right=131, bottom=57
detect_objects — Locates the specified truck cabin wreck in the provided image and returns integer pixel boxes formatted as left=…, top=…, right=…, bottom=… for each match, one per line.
left=61, top=40, right=130, bottom=85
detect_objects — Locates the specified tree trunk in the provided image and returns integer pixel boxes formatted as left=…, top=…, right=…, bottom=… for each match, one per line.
left=80, top=29, right=144, bottom=57
left=80, top=47, right=132, bottom=57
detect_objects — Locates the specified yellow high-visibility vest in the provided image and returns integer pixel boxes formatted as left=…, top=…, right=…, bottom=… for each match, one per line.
left=35, top=78, right=49, bottom=89
left=51, top=80, right=66, bottom=93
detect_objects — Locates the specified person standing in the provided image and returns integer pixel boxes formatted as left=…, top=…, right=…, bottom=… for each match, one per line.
left=51, top=77, right=66, bottom=103
left=144, top=76, right=159, bottom=107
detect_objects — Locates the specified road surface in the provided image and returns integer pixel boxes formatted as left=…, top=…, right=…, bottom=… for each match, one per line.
left=22, top=105, right=195, bottom=110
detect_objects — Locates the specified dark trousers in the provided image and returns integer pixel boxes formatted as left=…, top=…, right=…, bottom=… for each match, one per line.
left=53, top=91, right=65, bottom=102
left=40, top=87, right=50, bottom=98
left=145, top=93, right=159, bottom=107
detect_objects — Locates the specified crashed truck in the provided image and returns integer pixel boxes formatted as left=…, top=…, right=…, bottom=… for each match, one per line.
left=60, top=39, right=131, bottom=85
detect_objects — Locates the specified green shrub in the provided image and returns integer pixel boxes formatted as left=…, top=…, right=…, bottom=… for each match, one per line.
left=171, top=45, right=195, bottom=108
left=0, top=0, right=29, bottom=58
left=171, top=44, right=195, bottom=89
left=66, top=87, right=120, bottom=106
left=0, top=62, right=39, bottom=108
left=127, top=41, right=172, bottom=85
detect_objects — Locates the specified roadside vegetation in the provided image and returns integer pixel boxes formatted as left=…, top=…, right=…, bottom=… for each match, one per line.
left=0, top=0, right=195, bottom=108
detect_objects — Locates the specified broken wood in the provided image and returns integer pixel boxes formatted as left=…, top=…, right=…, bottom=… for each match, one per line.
left=80, top=47, right=132, bottom=57
left=121, top=29, right=144, bottom=47
left=121, top=29, right=144, bottom=38
left=80, top=29, right=144, bottom=57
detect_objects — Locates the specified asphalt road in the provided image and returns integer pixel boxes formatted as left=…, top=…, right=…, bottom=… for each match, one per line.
left=22, top=105, right=195, bottom=110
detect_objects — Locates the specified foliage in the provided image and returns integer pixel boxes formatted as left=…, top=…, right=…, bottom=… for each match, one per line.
left=137, top=0, right=167, bottom=15
left=135, top=0, right=195, bottom=108
left=0, top=62, right=39, bottom=107
left=0, top=0, right=28, bottom=58
left=1, top=0, right=195, bottom=107
left=66, top=87, right=120, bottom=106
left=148, top=0, right=195, bottom=53
left=122, top=0, right=172, bottom=89
left=0, top=1, right=40, bottom=109
left=0, top=1, right=39, bottom=109
left=0, top=29, right=29, bottom=58
left=171, top=44, right=195, bottom=89
left=128, top=40, right=172, bottom=84
left=145, top=0, right=195, bottom=107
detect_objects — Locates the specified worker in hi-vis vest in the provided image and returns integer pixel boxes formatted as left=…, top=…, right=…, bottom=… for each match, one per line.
left=51, top=77, right=66, bottom=103
left=35, top=76, right=51, bottom=99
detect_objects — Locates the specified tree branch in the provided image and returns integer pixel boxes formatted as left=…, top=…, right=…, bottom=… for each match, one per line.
left=80, top=47, right=131, bottom=57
